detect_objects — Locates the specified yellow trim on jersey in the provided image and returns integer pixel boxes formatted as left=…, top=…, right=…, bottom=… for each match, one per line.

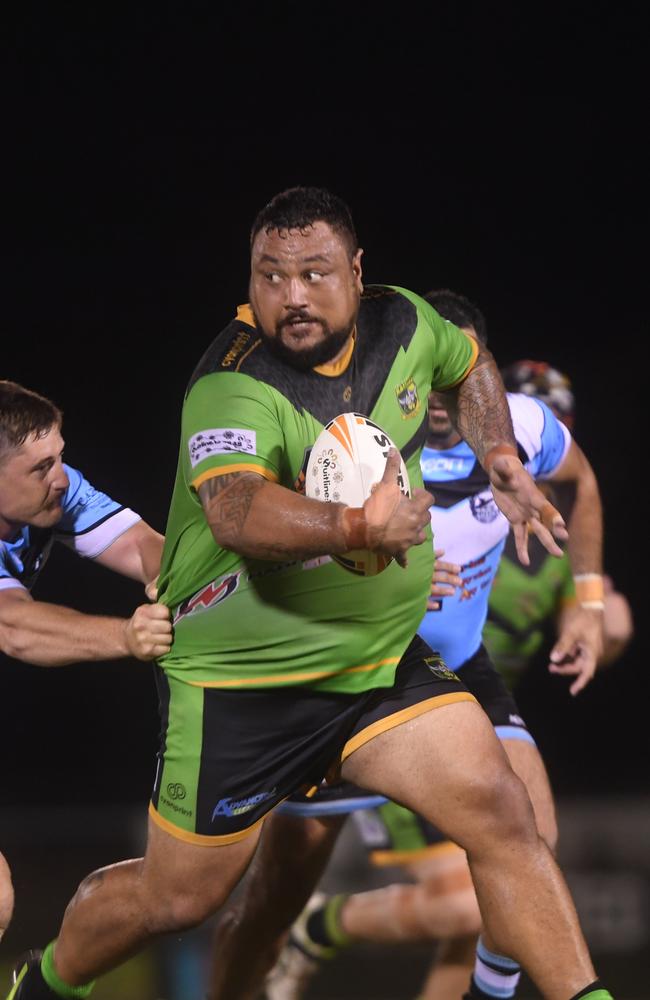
left=438, top=331, right=480, bottom=390
left=149, top=801, right=265, bottom=846
left=232, top=303, right=355, bottom=376
left=192, top=463, right=279, bottom=491
left=370, top=839, right=464, bottom=867
left=236, top=303, right=256, bottom=326
left=312, top=328, right=356, bottom=376
left=188, top=656, right=401, bottom=689
left=341, top=691, right=477, bottom=762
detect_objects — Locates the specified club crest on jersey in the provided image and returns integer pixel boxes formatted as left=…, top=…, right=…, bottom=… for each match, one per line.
left=470, top=491, right=499, bottom=524
left=173, top=572, right=242, bottom=624
left=424, top=655, right=459, bottom=682
left=395, top=376, right=420, bottom=418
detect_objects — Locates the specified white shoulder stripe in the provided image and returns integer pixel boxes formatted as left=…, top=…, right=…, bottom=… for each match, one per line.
left=507, top=392, right=544, bottom=461
left=59, top=508, right=142, bottom=559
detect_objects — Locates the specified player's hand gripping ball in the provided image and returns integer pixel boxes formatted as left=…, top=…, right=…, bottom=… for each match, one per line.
left=306, top=413, right=410, bottom=575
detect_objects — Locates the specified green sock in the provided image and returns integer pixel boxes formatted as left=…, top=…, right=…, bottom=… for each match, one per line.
left=570, top=988, right=613, bottom=1000
left=323, top=894, right=354, bottom=948
left=41, top=942, right=95, bottom=999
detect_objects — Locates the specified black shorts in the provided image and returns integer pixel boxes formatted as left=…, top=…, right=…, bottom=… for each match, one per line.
left=149, top=636, right=475, bottom=845
left=278, top=644, right=535, bottom=821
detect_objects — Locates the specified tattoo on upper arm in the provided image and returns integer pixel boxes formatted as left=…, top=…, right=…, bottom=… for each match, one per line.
left=198, top=472, right=265, bottom=544
left=456, top=347, right=515, bottom=463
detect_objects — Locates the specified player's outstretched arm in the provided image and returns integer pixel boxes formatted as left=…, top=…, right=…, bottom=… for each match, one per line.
left=92, top=521, right=165, bottom=588
left=198, top=450, right=432, bottom=567
left=0, top=588, right=172, bottom=667
left=444, top=346, right=568, bottom=563
left=544, top=439, right=604, bottom=693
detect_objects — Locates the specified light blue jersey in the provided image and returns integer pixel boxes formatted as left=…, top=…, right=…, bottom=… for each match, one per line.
left=418, top=393, right=570, bottom=669
left=0, top=464, right=140, bottom=592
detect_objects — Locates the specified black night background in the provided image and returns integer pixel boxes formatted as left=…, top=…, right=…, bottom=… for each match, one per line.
left=1, top=5, right=647, bottom=997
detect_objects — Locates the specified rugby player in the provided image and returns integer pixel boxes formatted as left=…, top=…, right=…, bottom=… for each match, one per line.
left=8, top=190, right=610, bottom=1000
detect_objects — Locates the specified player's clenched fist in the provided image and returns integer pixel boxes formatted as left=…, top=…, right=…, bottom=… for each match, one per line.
left=124, top=602, right=173, bottom=660
left=363, top=449, right=434, bottom=567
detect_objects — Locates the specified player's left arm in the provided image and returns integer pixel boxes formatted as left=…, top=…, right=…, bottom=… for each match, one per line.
left=544, top=439, right=604, bottom=694
left=92, top=521, right=165, bottom=589
left=443, top=343, right=567, bottom=563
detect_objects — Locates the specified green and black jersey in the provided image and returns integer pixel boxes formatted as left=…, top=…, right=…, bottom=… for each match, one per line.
left=157, top=285, right=478, bottom=692
left=483, top=533, right=576, bottom=686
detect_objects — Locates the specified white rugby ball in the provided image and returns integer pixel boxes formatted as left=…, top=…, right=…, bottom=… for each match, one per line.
left=306, top=413, right=411, bottom=576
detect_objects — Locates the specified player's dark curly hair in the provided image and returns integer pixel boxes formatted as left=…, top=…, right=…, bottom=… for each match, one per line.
left=250, top=187, right=358, bottom=257
left=0, top=380, right=62, bottom=462
left=423, top=288, right=488, bottom=344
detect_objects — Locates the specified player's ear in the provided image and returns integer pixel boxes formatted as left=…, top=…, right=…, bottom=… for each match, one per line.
left=352, top=247, right=364, bottom=293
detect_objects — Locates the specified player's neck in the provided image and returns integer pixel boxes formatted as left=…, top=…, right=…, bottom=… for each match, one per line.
left=0, top=515, right=22, bottom=542
left=425, top=429, right=463, bottom=451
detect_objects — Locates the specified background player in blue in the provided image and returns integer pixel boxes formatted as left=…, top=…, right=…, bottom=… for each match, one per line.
left=0, top=381, right=172, bottom=941
left=207, top=290, right=607, bottom=1000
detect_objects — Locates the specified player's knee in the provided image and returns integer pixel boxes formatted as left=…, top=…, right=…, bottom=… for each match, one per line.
left=153, top=882, right=228, bottom=933
left=537, top=809, right=559, bottom=854
left=468, top=766, right=537, bottom=848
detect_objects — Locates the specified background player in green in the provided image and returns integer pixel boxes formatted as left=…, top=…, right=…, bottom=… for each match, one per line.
left=9, top=188, right=612, bottom=1000
left=485, top=359, right=633, bottom=684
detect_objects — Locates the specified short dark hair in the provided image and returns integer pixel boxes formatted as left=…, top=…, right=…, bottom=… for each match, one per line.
left=423, top=288, right=488, bottom=344
left=250, top=186, right=358, bottom=256
left=0, top=381, right=62, bottom=462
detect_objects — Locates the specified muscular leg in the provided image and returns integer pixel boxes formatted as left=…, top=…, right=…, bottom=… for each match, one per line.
left=0, top=851, right=14, bottom=941
left=208, top=811, right=344, bottom=1000
left=502, top=737, right=557, bottom=851
left=340, top=701, right=595, bottom=1000
left=51, top=816, right=261, bottom=985
left=340, top=848, right=480, bottom=943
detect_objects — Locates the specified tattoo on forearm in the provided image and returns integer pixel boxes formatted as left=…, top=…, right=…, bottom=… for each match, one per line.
left=198, top=473, right=265, bottom=545
left=456, top=349, right=515, bottom=463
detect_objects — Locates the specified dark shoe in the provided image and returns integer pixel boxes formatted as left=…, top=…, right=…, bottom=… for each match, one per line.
left=6, top=951, right=43, bottom=1000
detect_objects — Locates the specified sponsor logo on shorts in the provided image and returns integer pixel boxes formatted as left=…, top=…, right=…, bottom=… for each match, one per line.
left=160, top=784, right=193, bottom=817
left=174, top=572, right=241, bottom=624
left=470, top=491, right=499, bottom=523
left=509, top=713, right=526, bottom=727
left=395, top=376, right=420, bottom=418
left=424, top=656, right=460, bottom=682
left=188, top=429, right=256, bottom=467
left=212, top=789, right=277, bottom=821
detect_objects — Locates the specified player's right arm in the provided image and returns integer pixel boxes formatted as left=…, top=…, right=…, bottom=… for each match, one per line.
left=0, top=587, right=171, bottom=667
left=198, top=450, right=433, bottom=568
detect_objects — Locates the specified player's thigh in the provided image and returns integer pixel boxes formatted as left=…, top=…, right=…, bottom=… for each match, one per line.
left=341, top=700, right=534, bottom=851
left=142, top=812, right=262, bottom=919
left=501, top=738, right=557, bottom=850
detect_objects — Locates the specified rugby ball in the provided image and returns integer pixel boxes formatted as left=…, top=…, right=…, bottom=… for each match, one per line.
left=306, top=413, right=410, bottom=576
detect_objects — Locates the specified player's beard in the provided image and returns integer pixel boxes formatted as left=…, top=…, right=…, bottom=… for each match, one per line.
left=256, top=313, right=355, bottom=372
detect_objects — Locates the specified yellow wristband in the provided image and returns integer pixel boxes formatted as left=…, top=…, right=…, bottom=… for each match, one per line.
left=574, top=573, right=604, bottom=607
left=483, top=444, right=519, bottom=474
left=341, top=507, right=368, bottom=549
